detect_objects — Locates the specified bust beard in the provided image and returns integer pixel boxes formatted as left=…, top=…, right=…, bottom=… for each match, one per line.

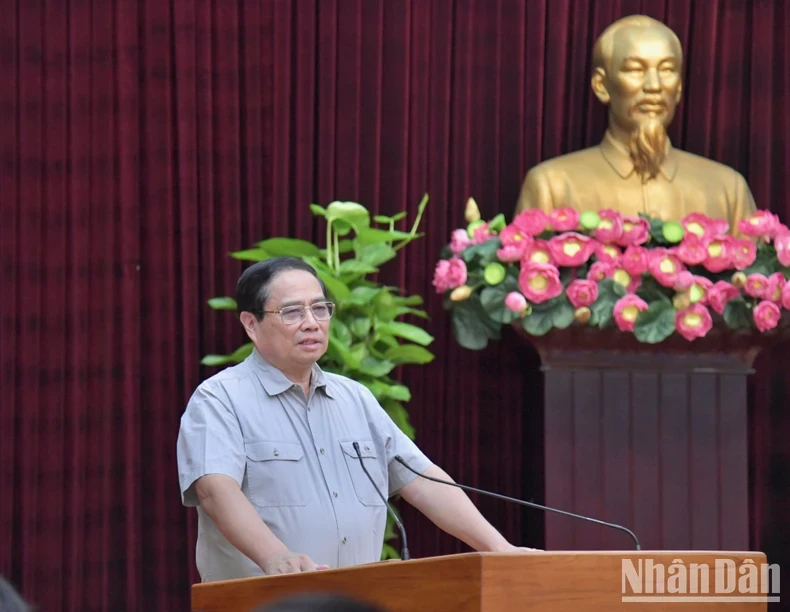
left=629, top=118, right=668, bottom=183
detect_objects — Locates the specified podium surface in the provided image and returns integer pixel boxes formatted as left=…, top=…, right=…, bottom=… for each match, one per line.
left=191, top=551, right=771, bottom=612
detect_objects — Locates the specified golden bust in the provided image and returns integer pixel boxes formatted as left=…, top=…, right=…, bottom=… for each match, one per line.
left=515, top=15, right=757, bottom=230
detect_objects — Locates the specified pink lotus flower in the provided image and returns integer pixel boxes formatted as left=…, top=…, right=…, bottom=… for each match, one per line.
left=738, top=210, right=780, bottom=239
left=687, top=275, right=713, bottom=304
left=504, top=291, right=529, bottom=314
left=753, top=301, right=781, bottom=332
left=701, top=236, right=734, bottom=273
left=548, top=207, right=580, bottom=232
left=587, top=261, right=612, bottom=282
left=593, top=209, right=624, bottom=244
left=450, top=229, right=473, bottom=254
left=648, top=248, right=685, bottom=288
left=547, top=232, right=597, bottom=267
left=595, top=242, right=622, bottom=264
left=518, top=262, right=563, bottom=304
left=496, top=234, right=530, bottom=262
left=613, top=295, right=648, bottom=332
left=674, top=271, right=695, bottom=292
left=566, top=279, right=598, bottom=308
left=730, top=239, right=757, bottom=270
left=432, top=257, right=468, bottom=293
left=676, top=234, right=709, bottom=265
left=765, top=272, right=786, bottom=304
left=782, top=282, right=790, bottom=310
left=617, top=216, right=650, bottom=246
left=774, top=231, right=790, bottom=266
left=622, top=245, right=649, bottom=276
left=471, top=222, right=495, bottom=244
left=521, top=240, right=555, bottom=266
left=744, top=274, right=770, bottom=299
left=499, top=223, right=532, bottom=247
left=513, top=209, right=549, bottom=236
left=682, top=213, right=728, bottom=240
left=609, top=268, right=642, bottom=294
left=676, top=303, right=713, bottom=341
left=707, top=281, right=741, bottom=315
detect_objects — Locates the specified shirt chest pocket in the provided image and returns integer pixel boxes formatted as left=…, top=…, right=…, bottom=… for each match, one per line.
left=244, top=441, right=307, bottom=508
left=339, top=440, right=386, bottom=507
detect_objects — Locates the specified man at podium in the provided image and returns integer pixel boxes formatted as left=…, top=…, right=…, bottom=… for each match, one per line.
left=177, top=258, right=527, bottom=582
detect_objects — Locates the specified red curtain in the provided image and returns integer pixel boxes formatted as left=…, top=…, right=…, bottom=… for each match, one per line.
left=1, top=1, right=788, bottom=610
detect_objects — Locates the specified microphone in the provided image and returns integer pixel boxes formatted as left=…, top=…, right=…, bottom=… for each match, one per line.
left=394, top=455, right=641, bottom=550
left=353, top=442, right=411, bottom=561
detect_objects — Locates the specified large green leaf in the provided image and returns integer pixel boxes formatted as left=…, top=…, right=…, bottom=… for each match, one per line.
left=723, top=297, right=753, bottom=330
left=384, top=344, right=435, bottom=365
left=451, top=299, right=498, bottom=350
left=339, top=260, right=379, bottom=275
left=331, top=319, right=352, bottom=346
left=314, top=269, right=351, bottom=302
left=480, top=286, right=520, bottom=324
left=633, top=301, right=676, bottom=344
left=200, top=342, right=254, bottom=366
left=549, top=296, right=575, bottom=329
left=256, top=238, right=321, bottom=258
left=393, top=294, right=424, bottom=307
left=327, top=335, right=360, bottom=369
left=521, top=309, right=553, bottom=336
left=358, top=357, right=397, bottom=377
left=230, top=248, right=270, bottom=261
left=375, top=321, right=434, bottom=346
left=355, top=227, right=413, bottom=246
left=358, top=243, right=397, bottom=267
left=589, top=278, right=619, bottom=328
left=382, top=399, right=415, bottom=439
left=348, top=316, right=372, bottom=339
left=345, top=286, right=381, bottom=306
left=326, top=201, right=371, bottom=230
left=461, top=239, right=501, bottom=264
left=207, top=296, right=237, bottom=310
left=636, top=278, right=672, bottom=304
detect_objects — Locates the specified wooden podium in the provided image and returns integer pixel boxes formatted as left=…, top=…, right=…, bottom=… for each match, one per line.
left=191, top=551, right=770, bottom=612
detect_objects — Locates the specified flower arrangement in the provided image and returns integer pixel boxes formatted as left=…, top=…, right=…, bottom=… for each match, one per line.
left=434, top=199, right=790, bottom=350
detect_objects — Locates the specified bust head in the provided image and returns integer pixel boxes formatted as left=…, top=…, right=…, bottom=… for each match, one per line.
left=591, top=16, right=684, bottom=180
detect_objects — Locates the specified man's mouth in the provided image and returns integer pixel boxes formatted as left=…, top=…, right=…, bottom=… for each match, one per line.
left=298, top=339, right=320, bottom=346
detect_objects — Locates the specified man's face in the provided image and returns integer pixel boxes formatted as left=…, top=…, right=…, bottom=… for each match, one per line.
left=246, top=270, right=331, bottom=371
left=605, top=26, right=682, bottom=132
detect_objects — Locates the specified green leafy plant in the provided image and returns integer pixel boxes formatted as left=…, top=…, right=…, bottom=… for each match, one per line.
left=203, top=196, right=434, bottom=559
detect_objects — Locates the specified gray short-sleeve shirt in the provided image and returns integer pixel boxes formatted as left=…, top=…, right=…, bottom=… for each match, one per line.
left=176, top=349, right=433, bottom=582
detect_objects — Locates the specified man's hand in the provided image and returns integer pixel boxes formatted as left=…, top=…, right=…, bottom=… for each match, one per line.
left=261, top=551, right=330, bottom=575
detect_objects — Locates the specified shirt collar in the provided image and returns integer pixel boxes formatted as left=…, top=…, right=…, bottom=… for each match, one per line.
left=599, top=130, right=678, bottom=182
left=250, top=349, right=334, bottom=399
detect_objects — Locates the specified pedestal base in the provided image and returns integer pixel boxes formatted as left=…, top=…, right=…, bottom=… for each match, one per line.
left=515, top=325, right=778, bottom=552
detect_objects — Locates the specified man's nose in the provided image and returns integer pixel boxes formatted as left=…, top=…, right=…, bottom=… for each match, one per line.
left=300, top=309, right=320, bottom=329
left=643, top=68, right=661, bottom=91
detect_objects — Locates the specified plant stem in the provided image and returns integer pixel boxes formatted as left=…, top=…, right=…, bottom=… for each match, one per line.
left=326, top=222, right=334, bottom=271
left=394, top=194, right=429, bottom=252
left=334, top=231, right=340, bottom=271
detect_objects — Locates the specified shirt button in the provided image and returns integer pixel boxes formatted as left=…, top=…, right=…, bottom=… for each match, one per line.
left=273, top=449, right=279, bottom=457
left=333, top=491, right=338, bottom=497
left=307, top=406, right=312, bottom=412
left=320, top=448, right=325, bottom=455
left=342, top=537, right=347, bottom=544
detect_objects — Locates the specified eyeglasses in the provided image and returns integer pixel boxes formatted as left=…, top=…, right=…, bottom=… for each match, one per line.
left=262, top=301, right=335, bottom=325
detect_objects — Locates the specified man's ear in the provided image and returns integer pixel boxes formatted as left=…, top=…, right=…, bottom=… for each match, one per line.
left=591, top=67, right=610, bottom=104
left=239, top=311, right=258, bottom=340
left=674, top=81, right=683, bottom=104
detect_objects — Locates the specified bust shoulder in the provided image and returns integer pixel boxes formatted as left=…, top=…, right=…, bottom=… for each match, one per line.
left=525, top=145, right=605, bottom=178
left=671, top=148, right=747, bottom=184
